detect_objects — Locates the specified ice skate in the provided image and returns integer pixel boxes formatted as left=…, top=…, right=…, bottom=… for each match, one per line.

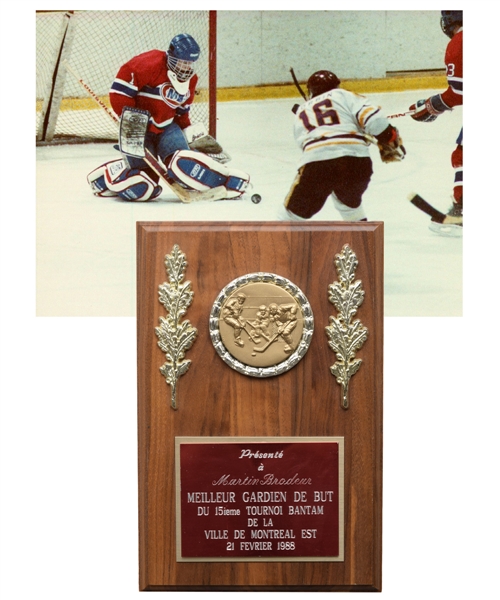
left=429, top=201, right=462, bottom=237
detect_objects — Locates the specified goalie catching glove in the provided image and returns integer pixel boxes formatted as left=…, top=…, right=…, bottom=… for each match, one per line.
left=375, top=124, right=406, bottom=163
left=183, top=123, right=231, bottom=164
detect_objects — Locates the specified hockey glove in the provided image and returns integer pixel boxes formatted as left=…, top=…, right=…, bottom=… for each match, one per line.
left=375, top=125, right=406, bottom=163
left=184, top=123, right=223, bottom=154
left=409, top=95, right=451, bottom=122
left=183, top=123, right=231, bottom=163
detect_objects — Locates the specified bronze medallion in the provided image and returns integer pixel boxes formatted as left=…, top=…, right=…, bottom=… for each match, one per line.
left=210, top=273, right=314, bottom=377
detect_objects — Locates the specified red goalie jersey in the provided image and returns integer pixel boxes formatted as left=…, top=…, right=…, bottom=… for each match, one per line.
left=109, top=49, right=197, bottom=134
left=441, top=29, right=463, bottom=109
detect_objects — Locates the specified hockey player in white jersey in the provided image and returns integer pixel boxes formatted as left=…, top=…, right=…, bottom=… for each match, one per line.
left=283, top=70, right=405, bottom=221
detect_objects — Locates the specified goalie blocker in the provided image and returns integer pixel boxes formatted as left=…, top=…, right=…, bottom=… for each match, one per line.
left=88, top=151, right=250, bottom=202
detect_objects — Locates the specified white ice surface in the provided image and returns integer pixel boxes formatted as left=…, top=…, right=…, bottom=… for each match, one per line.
left=36, top=90, right=462, bottom=316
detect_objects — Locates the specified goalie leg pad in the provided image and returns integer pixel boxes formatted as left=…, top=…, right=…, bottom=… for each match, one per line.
left=167, top=150, right=250, bottom=198
left=225, top=167, right=252, bottom=197
left=87, top=159, right=127, bottom=197
left=107, top=168, right=162, bottom=202
left=88, top=159, right=161, bottom=201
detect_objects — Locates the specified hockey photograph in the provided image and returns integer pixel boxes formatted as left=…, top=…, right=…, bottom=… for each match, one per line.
left=35, top=10, right=462, bottom=317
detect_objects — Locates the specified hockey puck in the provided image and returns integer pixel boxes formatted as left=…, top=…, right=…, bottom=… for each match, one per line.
left=251, top=194, right=262, bottom=204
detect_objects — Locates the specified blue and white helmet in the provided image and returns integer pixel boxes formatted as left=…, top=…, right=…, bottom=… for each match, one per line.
left=440, top=11, right=463, bottom=38
left=167, top=34, right=200, bottom=92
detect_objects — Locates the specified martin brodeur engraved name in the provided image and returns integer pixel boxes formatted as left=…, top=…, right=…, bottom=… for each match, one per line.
left=212, top=473, right=312, bottom=486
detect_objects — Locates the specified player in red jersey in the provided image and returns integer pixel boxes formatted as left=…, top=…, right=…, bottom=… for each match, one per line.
left=409, top=11, right=463, bottom=235
left=88, top=34, right=249, bottom=202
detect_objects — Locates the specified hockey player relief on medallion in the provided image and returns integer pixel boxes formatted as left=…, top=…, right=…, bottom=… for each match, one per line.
left=209, top=274, right=314, bottom=378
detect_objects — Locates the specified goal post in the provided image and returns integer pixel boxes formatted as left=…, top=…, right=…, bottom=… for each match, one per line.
left=36, top=10, right=217, bottom=144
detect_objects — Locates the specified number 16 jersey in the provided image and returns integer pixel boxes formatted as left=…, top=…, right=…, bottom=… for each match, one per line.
left=293, top=88, right=391, bottom=167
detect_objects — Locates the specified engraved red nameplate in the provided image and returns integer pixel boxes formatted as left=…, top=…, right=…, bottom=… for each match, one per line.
left=176, top=437, right=344, bottom=562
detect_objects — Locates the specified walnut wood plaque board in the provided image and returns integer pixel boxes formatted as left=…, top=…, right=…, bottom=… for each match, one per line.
left=137, top=221, right=383, bottom=592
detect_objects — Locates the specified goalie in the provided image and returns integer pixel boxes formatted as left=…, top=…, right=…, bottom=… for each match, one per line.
left=87, top=33, right=249, bottom=202
left=282, top=70, right=405, bottom=221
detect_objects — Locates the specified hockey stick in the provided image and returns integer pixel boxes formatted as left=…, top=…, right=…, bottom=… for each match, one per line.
left=408, top=193, right=462, bottom=225
left=290, top=68, right=307, bottom=100
left=387, top=110, right=417, bottom=119
left=63, top=60, right=120, bottom=124
left=63, top=61, right=230, bottom=203
left=242, top=324, right=261, bottom=344
left=252, top=320, right=292, bottom=353
left=253, top=331, right=280, bottom=353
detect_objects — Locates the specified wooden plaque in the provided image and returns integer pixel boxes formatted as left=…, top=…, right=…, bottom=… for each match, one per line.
left=137, top=221, right=383, bottom=592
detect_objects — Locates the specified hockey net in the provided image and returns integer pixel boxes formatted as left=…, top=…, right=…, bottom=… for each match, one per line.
left=36, top=10, right=217, bottom=145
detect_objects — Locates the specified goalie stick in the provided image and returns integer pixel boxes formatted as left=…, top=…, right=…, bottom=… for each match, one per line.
left=63, top=61, right=233, bottom=204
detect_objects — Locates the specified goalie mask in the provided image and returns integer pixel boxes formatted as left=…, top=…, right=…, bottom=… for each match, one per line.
left=440, top=10, right=463, bottom=38
left=167, top=33, right=200, bottom=94
left=307, top=70, right=341, bottom=99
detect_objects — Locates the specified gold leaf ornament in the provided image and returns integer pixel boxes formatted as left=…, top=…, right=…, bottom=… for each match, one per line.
left=325, top=245, right=368, bottom=409
left=155, top=245, right=198, bottom=410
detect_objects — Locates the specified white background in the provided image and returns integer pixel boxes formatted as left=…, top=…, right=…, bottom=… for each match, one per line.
left=2, top=2, right=499, bottom=599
